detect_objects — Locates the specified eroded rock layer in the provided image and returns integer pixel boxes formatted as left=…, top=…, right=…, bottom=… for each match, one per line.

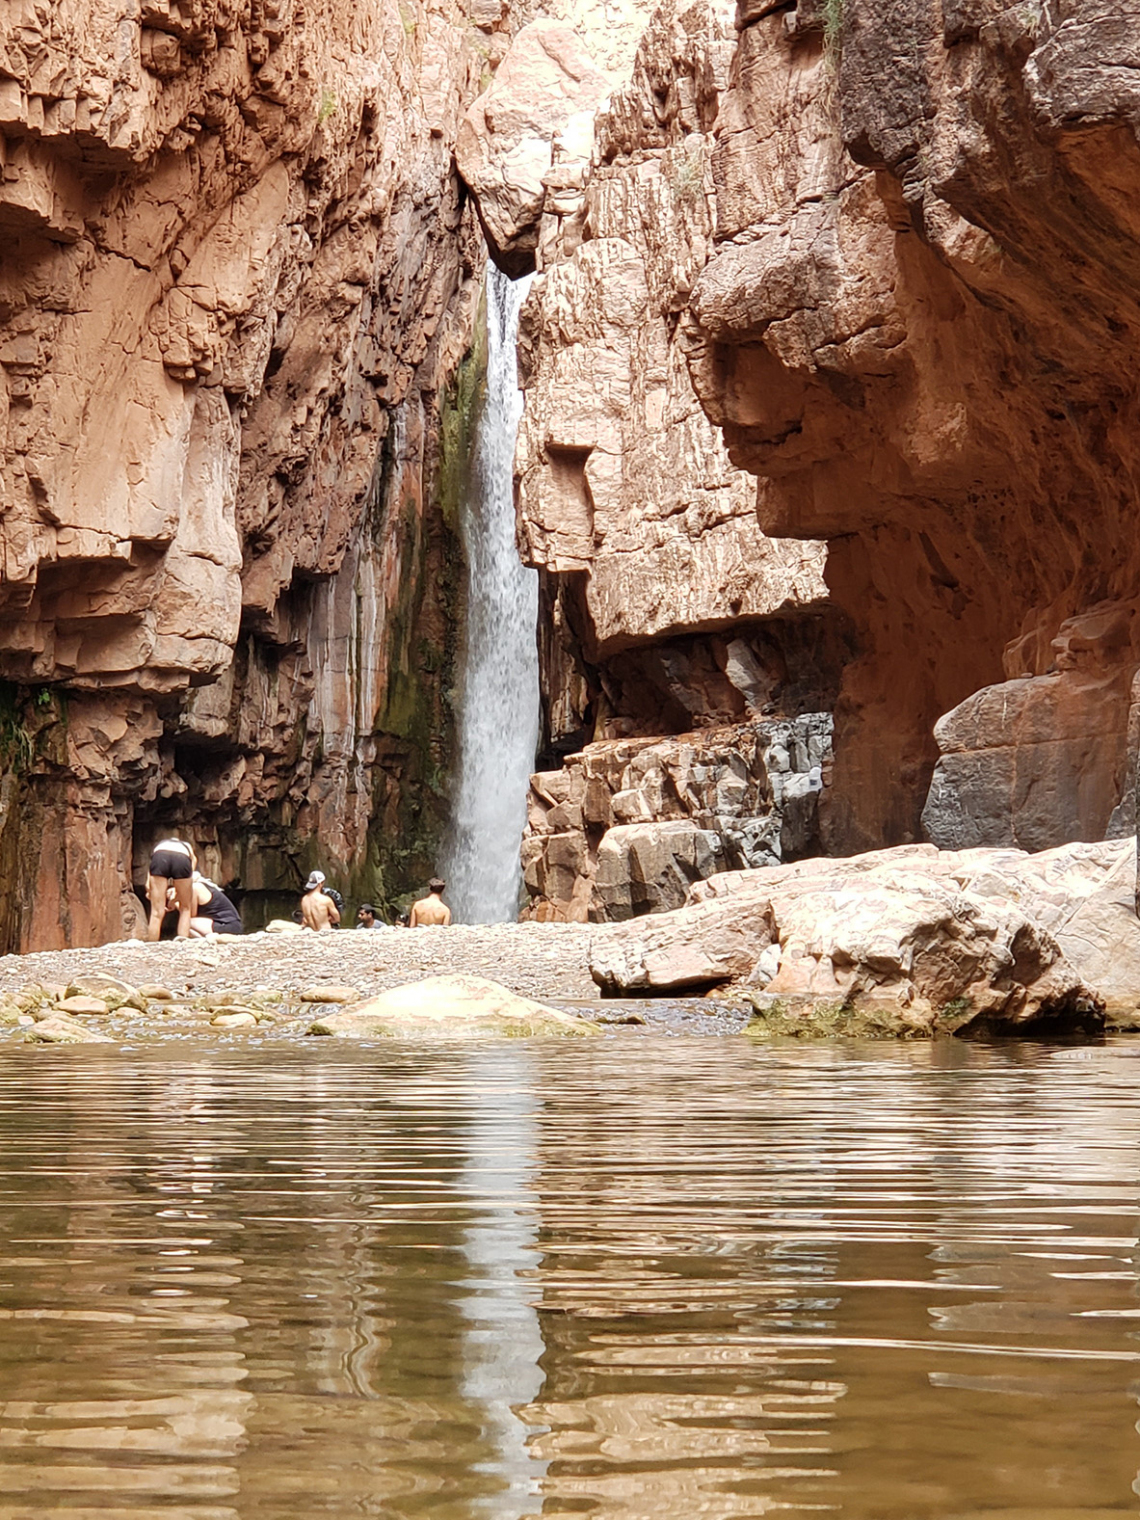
left=686, top=0, right=1140, bottom=855
left=0, top=0, right=494, bottom=947
left=523, top=714, right=830, bottom=920
left=513, top=0, right=846, bottom=761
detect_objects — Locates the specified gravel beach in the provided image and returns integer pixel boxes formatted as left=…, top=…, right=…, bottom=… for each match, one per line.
left=0, top=923, right=750, bottom=1041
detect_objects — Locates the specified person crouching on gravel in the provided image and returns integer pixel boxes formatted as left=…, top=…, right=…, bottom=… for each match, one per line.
left=147, top=837, right=196, bottom=941
left=301, top=871, right=340, bottom=932
left=190, top=873, right=243, bottom=936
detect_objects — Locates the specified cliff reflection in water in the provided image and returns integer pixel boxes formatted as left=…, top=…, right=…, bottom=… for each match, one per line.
left=0, top=1039, right=1136, bottom=1518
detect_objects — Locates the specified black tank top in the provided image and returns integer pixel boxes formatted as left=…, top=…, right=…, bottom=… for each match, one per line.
left=198, top=882, right=243, bottom=935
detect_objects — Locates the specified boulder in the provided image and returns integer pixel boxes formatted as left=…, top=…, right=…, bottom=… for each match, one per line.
left=947, top=838, right=1140, bottom=1025
left=922, top=605, right=1137, bottom=853
left=298, top=985, right=360, bottom=1004
left=211, top=1011, right=257, bottom=1029
left=56, top=996, right=110, bottom=1017
left=308, top=975, right=598, bottom=1037
left=137, top=985, right=175, bottom=1001
left=28, top=1016, right=114, bottom=1045
left=760, top=871, right=1094, bottom=1035
left=592, top=844, right=1106, bottom=1035
left=590, top=891, right=775, bottom=992
left=66, top=975, right=146, bottom=1012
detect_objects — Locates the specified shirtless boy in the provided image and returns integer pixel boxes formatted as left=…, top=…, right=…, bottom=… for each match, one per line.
left=300, top=870, right=340, bottom=932
left=409, top=877, right=451, bottom=927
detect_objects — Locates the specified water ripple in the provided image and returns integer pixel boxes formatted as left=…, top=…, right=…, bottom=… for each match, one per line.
left=0, top=1037, right=1135, bottom=1517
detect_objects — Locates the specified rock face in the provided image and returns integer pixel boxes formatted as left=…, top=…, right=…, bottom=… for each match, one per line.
left=508, top=0, right=848, bottom=767
left=0, top=0, right=497, bottom=949
left=453, top=0, right=854, bottom=925
left=523, top=714, right=831, bottom=919
left=684, top=0, right=1140, bottom=856
left=456, top=20, right=613, bottom=275
left=591, top=838, right=1130, bottom=1036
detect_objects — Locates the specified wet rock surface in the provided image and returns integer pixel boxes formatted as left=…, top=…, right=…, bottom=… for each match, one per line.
left=589, top=838, right=1140, bottom=1038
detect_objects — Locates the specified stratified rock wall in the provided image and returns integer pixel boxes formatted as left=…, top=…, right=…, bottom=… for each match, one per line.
left=0, top=0, right=492, bottom=947
left=505, top=0, right=847, bottom=757
left=686, top=0, right=1140, bottom=855
left=523, top=714, right=831, bottom=921
left=454, top=0, right=852, bottom=922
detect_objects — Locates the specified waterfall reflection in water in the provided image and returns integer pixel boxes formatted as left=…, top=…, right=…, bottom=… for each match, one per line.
left=0, top=1038, right=1136, bottom=1518
left=444, top=262, right=539, bottom=925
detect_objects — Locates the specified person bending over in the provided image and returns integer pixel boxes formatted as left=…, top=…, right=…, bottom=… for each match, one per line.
left=301, top=870, right=340, bottom=932
left=147, top=837, right=196, bottom=941
left=410, top=878, right=451, bottom=927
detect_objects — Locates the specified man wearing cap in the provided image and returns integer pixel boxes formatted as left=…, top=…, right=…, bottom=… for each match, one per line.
left=300, top=870, right=340, bottom=932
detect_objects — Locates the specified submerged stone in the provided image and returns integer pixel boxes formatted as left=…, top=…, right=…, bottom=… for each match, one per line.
left=211, top=1011, right=258, bottom=1029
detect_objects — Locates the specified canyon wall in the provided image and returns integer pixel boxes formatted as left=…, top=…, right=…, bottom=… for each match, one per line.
left=9, top=0, right=1140, bottom=947
left=465, top=0, right=1140, bottom=921
left=462, top=0, right=851, bottom=919
left=0, top=0, right=498, bottom=948
left=686, top=0, right=1140, bottom=856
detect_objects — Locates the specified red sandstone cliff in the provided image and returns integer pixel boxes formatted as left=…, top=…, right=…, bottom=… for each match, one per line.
left=687, top=0, right=1140, bottom=855
left=0, top=0, right=492, bottom=947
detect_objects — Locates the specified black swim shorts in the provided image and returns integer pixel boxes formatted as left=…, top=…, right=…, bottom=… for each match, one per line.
left=150, top=848, right=192, bottom=880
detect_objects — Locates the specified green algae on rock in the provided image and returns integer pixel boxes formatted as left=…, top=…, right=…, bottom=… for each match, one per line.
left=308, top=974, right=600, bottom=1039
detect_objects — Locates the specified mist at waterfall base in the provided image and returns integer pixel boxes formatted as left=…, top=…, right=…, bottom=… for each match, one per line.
left=444, top=265, right=539, bottom=925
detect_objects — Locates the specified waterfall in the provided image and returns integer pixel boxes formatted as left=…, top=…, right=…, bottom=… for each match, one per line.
left=444, top=264, right=539, bottom=924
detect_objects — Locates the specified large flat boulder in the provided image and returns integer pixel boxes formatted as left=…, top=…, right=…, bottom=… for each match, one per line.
left=760, top=871, right=1092, bottom=1035
left=592, top=844, right=1109, bottom=1035
left=308, top=975, right=598, bottom=1038
left=591, top=891, right=775, bottom=992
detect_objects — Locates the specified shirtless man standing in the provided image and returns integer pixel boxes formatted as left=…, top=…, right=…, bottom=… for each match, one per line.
left=410, top=877, right=451, bottom=927
left=300, top=870, right=340, bottom=932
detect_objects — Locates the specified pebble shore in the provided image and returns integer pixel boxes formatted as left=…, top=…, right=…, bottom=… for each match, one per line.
left=0, top=923, right=749, bottom=1042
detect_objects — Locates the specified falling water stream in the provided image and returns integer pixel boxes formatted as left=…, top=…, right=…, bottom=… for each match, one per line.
left=445, top=263, right=539, bottom=924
